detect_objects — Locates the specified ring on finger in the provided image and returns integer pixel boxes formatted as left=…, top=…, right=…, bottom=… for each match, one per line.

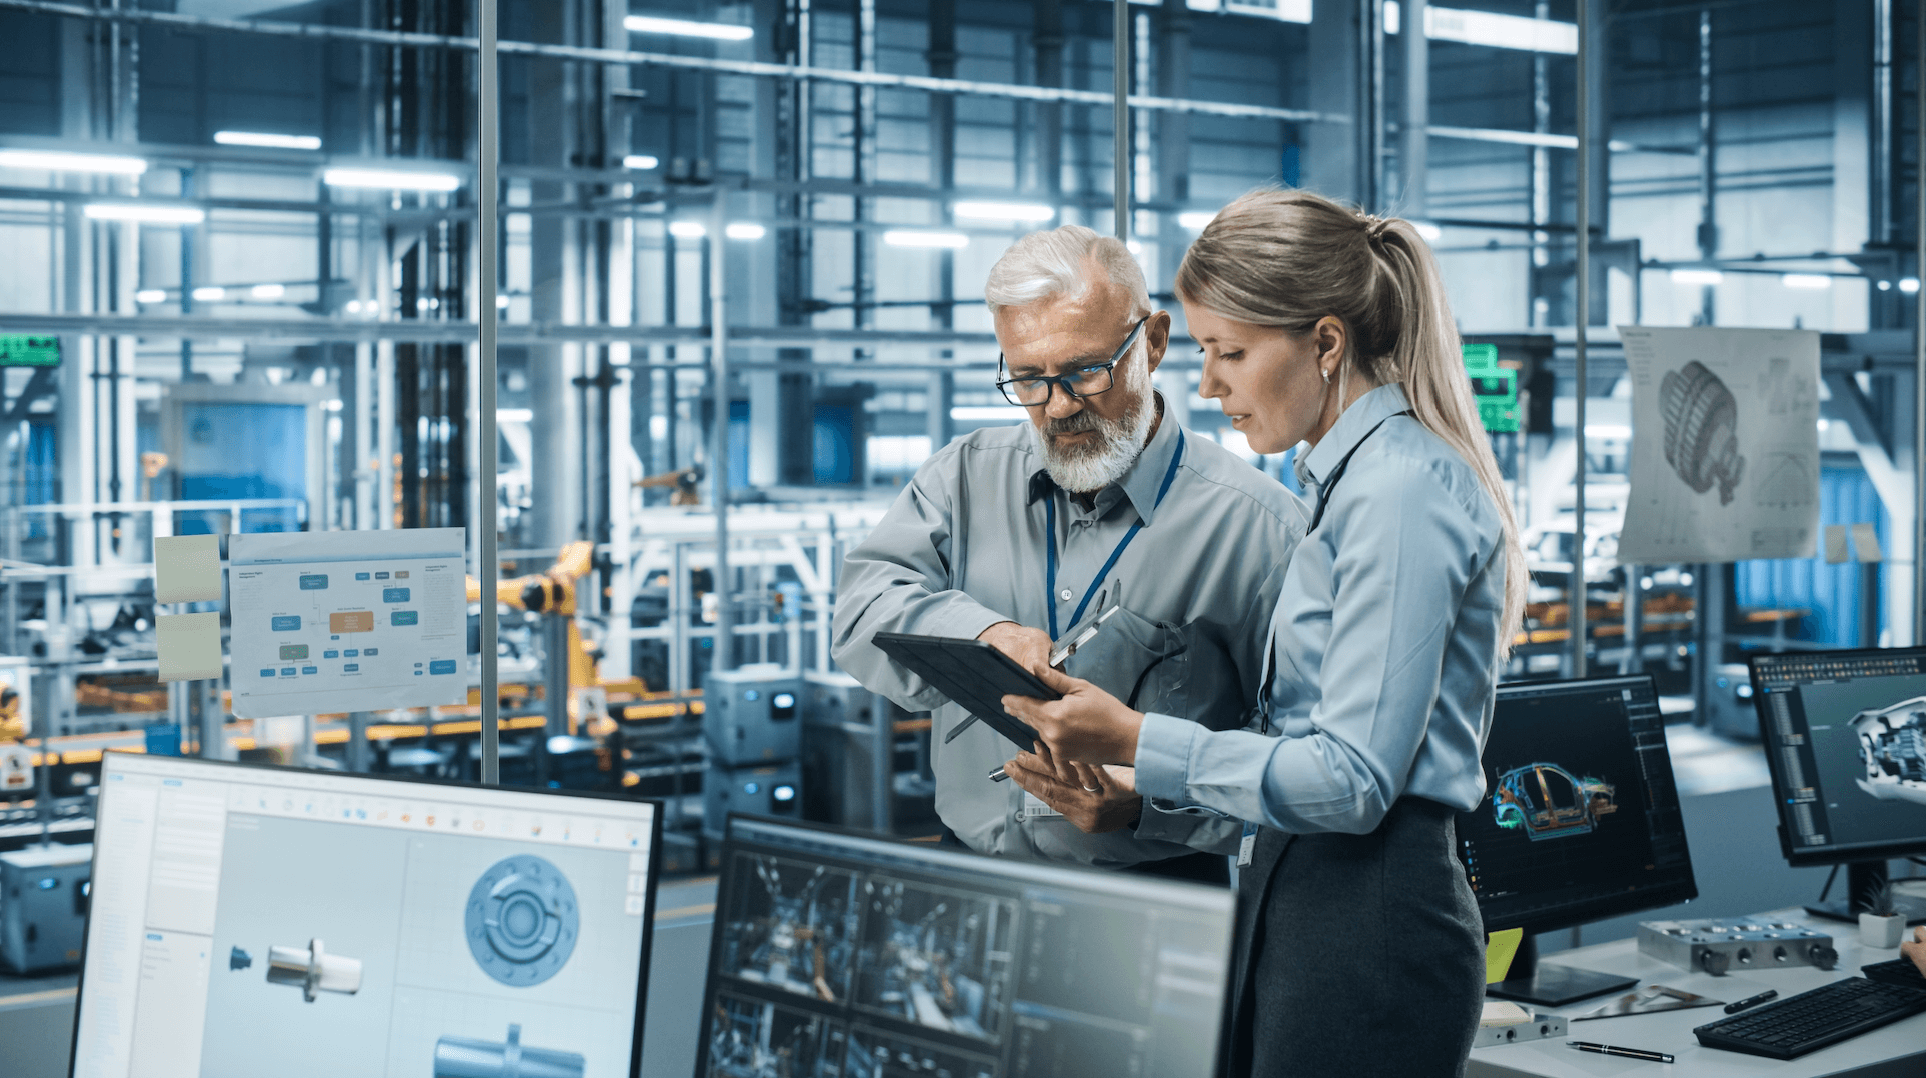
left=1081, top=784, right=1101, bottom=793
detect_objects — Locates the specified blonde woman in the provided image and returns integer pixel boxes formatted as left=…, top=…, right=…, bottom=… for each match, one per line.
left=1001, top=188, right=1525, bottom=1077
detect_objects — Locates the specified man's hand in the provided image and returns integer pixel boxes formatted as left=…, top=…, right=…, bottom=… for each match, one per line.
left=1904, top=926, right=1926, bottom=978
left=978, top=621, right=1054, bottom=676
left=1004, top=741, right=1141, bottom=834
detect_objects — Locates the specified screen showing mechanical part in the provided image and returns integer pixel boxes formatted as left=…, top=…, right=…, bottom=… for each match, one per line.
left=1751, top=649, right=1926, bottom=865
left=698, top=817, right=1234, bottom=1078
left=1457, top=676, right=1697, bottom=935
left=72, top=754, right=660, bottom=1078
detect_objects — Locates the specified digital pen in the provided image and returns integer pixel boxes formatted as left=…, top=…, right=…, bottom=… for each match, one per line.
left=1567, top=1041, right=1673, bottom=1064
left=948, top=604, right=1122, bottom=748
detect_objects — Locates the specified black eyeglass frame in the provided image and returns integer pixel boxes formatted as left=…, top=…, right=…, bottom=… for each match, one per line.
left=995, top=315, right=1150, bottom=408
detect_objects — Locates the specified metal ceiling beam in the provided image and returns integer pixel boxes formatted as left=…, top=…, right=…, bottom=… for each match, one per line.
left=0, top=0, right=1332, bottom=125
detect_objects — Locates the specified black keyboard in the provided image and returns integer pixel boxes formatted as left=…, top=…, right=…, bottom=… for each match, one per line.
left=1693, top=977, right=1926, bottom=1059
left=1862, top=958, right=1926, bottom=988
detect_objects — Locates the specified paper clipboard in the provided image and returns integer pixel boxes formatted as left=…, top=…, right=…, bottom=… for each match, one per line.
left=871, top=631, right=1057, bottom=749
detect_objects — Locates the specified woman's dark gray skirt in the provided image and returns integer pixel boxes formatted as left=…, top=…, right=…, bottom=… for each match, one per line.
left=1224, top=797, right=1485, bottom=1078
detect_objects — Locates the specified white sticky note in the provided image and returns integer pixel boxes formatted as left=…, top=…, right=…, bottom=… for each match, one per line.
left=155, top=535, right=223, bottom=603
left=1823, top=524, right=1849, bottom=565
left=157, top=612, right=223, bottom=682
left=1852, top=522, right=1884, bottom=563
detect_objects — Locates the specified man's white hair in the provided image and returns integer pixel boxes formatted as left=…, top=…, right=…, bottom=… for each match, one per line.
left=984, top=225, right=1152, bottom=316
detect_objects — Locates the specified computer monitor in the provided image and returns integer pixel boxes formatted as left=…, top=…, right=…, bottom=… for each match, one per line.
left=1460, top=675, right=1699, bottom=1006
left=697, top=816, right=1234, bottom=1078
left=1749, top=648, right=1926, bottom=921
left=72, top=753, right=661, bottom=1078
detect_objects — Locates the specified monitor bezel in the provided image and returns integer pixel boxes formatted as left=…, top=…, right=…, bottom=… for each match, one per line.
left=690, top=813, right=1234, bottom=1078
left=1468, top=674, right=1700, bottom=937
left=1746, top=647, right=1926, bottom=868
left=68, top=752, right=665, bottom=1078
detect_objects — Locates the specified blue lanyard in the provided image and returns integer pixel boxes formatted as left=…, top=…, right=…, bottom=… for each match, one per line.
left=1044, top=428, right=1186, bottom=639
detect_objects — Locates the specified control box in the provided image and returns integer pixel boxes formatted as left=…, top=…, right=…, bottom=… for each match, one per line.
left=1637, top=918, right=1837, bottom=977
left=1, top=842, right=91, bottom=973
left=703, top=664, right=801, bottom=766
left=703, top=760, right=803, bottom=835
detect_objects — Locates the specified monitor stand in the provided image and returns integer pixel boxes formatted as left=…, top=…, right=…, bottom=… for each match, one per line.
left=1485, top=935, right=1638, bottom=1009
left=1804, top=860, right=1926, bottom=926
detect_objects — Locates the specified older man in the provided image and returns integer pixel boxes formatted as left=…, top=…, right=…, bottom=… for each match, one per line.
left=832, top=226, right=1304, bottom=874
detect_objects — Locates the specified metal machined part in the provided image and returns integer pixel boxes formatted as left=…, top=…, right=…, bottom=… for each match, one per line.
left=434, top=1023, right=585, bottom=1078
left=1659, top=360, right=1746, bottom=505
left=465, top=854, right=579, bottom=987
left=264, top=938, right=363, bottom=1002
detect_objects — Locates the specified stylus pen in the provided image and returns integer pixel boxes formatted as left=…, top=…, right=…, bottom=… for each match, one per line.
left=949, top=605, right=1120, bottom=748
left=1567, top=1042, right=1673, bottom=1064
left=989, top=765, right=1009, bottom=782
left=1724, top=990, right=1777, bottom=1014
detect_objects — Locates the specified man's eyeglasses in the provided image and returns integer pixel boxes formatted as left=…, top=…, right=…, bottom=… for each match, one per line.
left=996, top=315, right=1149, bottom=408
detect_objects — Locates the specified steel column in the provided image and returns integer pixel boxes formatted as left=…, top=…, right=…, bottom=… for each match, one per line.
left=1571, top=0, right=1590, bottom=679
left=1113, top=0, right=1129, bottom=239
left=478, top=0, right=500, bottom=784
left=710, top=193, right=733, bottom=674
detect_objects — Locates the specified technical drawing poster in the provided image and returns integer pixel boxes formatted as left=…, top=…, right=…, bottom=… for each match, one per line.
left=1618, top=327, right=1819, bottom=563
left=227, top=529, right=467, bottom=718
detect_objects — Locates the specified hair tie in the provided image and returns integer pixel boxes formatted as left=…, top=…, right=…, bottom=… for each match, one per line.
left=1361, top=214, right=1392, bottom=242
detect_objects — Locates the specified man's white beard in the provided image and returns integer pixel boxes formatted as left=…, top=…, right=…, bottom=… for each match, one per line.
left=1030, top=355, right=1156, bottom=494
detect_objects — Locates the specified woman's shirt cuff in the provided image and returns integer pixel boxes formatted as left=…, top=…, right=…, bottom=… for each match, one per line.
left=1134, top=711, right=1201, bottom=802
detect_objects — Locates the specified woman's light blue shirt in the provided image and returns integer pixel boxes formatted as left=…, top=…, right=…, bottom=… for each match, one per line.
left=1134, top=383, right=1506, bottom=834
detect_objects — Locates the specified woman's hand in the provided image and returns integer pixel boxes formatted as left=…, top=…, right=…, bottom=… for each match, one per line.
left=1001, top=665, right=1145, bottom=766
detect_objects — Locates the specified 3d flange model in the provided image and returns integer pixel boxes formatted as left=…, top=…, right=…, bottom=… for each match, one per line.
left=1659, top=360, right=1746, bottom=505
left=434, top=1023, right=586, bottom=1078
left=264, top=938, right=363, bottom=1002
left=465, top=854, right=579, bottom=986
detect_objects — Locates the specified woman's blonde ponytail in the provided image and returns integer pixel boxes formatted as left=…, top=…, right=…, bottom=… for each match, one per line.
left=1177, top=188, right=1528, bottom=655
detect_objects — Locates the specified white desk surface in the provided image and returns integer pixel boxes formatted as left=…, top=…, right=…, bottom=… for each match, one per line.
left=1468, top=909, right=1926, bottom=1078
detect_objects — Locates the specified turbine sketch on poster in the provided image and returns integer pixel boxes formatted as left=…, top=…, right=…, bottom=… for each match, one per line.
left=226, top=528, right=468, bottom=717
left=1617, top=327, right=1820, bottom=564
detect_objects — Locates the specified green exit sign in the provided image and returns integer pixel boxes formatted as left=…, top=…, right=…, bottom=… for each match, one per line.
left=0, top=336, right=60, bottom=368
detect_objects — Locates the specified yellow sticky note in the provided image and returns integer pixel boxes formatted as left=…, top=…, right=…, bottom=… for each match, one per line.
left=155, top=535, right=223, bottom=603
left=1486, top=928, right=1524, bottom=985
left=157, top=612, right=223, bottom=682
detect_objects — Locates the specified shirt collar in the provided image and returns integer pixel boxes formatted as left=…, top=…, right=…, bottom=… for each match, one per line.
left=1293, top=382, right=1412, bottom=489
left=1026, top=392, right=1180, bottom=526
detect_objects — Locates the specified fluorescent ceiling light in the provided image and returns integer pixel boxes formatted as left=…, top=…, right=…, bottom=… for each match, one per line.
left=884, top=230, right=969, bottom=248
left=250, top=283, right=286, bottom=299
left=1670, top=268, right=1723, bottom=286
left=323, top=168, right=461, bottom=192
left=496, top=294, right=510, bottom=308
left=1904, top=278, right=1921, bottom=293
left=623, top=154, right=660, bottom=170
left=668, top=221, right=707, bottom=239
left=1584, top=424, right=1632, bottom=439
left=0, top=149, right=147, bottom=175
left=950, top=405, right=1028, bottom=422
left=345, top=299, right=364, bottom=314
left=1781, top=274, right=1832, bottom=290
left=135, top=289, right=167, bottom=304
left=84, top=202, right=205, bottom=224
left=1385, top=2, right=1577, bottom=55
left=1411, top=220, right=1443, bottom=242
left=214, top=131, right=321, bottom=151
left=497, top=408, right=534, bottom=422
left=953, top=201, right=1056, bottom=222
left=1223, top=0, right=1312, bottom=23
left=624, top=14, right=753, bottom=40
left=725, top=222, right=766, bottom=240
left=191, top=286, right=226, bottom=302
left=1178, top=211, right=1215, bottom=230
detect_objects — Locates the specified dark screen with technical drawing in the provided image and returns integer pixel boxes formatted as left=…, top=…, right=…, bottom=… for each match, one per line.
left=1458, top=676, right=1696, bottom=934
left=697, top=818, right=1234, bottom=1078
left=1751, top=649, right=1926, bottom=865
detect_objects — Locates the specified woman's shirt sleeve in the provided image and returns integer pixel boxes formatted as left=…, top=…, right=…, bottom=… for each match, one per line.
left=1134, top=452, right=1497, bottom=834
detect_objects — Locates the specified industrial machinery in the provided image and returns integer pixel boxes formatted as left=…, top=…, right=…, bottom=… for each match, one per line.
left=0, top=842, right=90, bottom=973
left=702, top=665, right=803, bottom=839
left=1638, top=919, right=1837, bottom=977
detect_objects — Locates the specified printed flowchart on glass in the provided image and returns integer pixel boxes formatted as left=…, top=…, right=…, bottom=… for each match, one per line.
left=227, top=528, right=467, bottom=718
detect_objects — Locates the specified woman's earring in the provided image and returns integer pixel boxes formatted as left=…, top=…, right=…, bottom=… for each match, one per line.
left=1320, top=367, right=1332, bottom=384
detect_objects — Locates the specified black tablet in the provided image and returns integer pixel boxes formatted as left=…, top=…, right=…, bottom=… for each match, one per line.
left=871, top=631, right=1057, bottom=749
